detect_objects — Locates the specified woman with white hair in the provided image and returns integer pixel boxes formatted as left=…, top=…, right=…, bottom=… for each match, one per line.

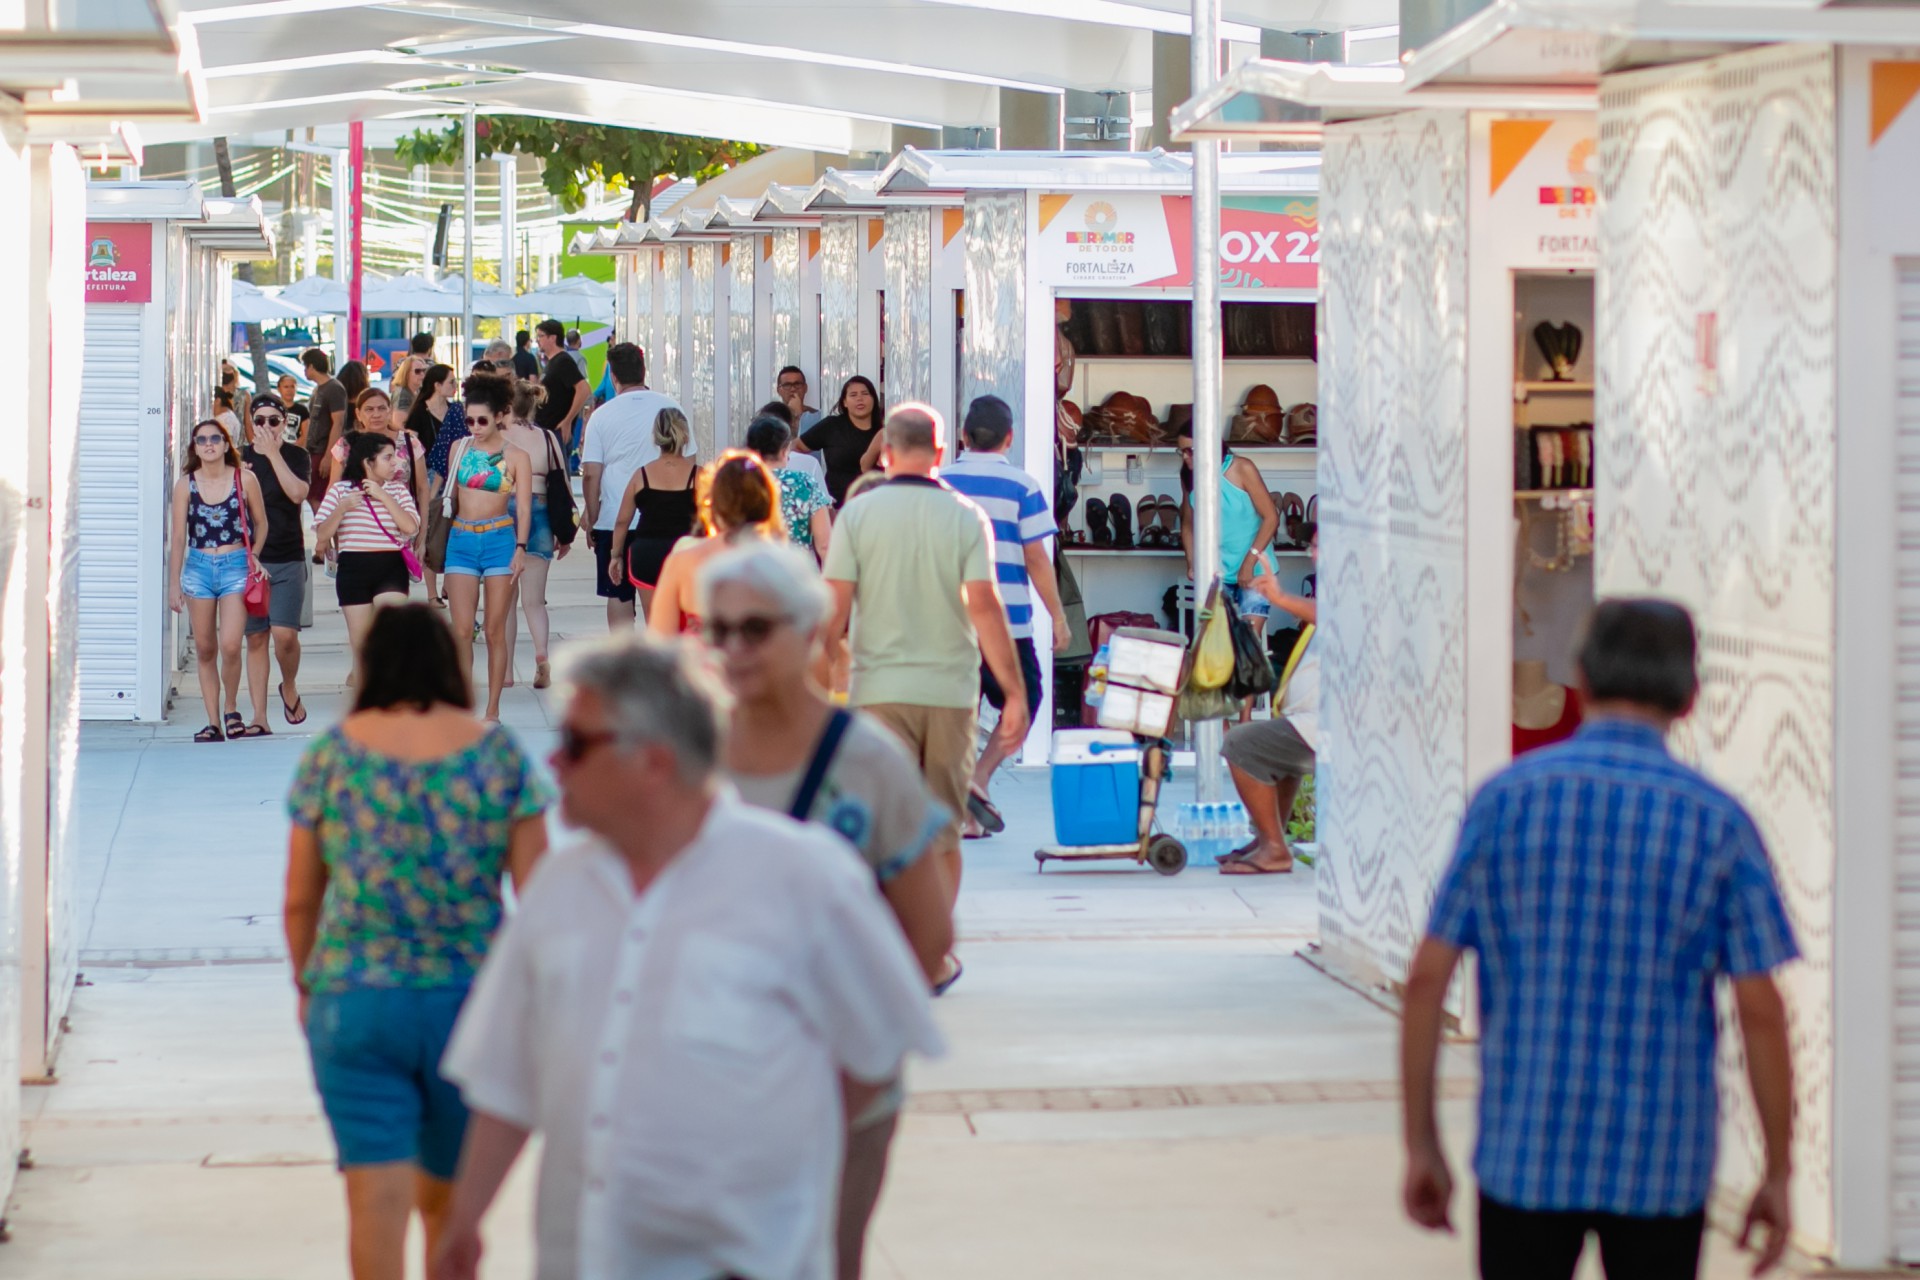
left=698, top=540, right=954, bottom=1280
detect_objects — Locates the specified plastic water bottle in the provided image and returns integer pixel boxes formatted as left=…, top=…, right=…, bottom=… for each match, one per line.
left=1203, top=803, right=1225, bottom=862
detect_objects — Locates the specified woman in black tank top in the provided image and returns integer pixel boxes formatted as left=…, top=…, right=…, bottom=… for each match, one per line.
left=606, top=408, right=698, bottom=616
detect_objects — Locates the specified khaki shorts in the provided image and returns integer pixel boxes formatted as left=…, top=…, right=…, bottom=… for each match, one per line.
left=862, top=702, right=976, bottom=845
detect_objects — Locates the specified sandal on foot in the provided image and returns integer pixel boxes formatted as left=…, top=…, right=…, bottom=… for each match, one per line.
left=1220, top=857, right=1293, bottom=875
left=966, top=789, right=1006, bottom=835
left=222, top=712, right=245, bottom=738
left=933, top=958, right=964, bottom=997
left=237, top=722, right=272, bottom=738
left=193, top=724, right=224, bottom=743
left=278, top=682, right=307, bottom=726
left=533, top=660, right=551, bottom=690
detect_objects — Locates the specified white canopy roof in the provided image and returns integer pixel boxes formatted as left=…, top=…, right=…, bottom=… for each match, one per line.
left=517, top=276, right=616, bottom=324
left=231, top=279, right=309, bottom=324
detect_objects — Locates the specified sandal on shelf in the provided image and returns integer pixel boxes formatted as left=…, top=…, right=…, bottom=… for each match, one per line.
left=193, top=724, right=224, bottom=743
left=1278, top=493, right=1306, bottom=548
left=1156, top=493, right=1181, bottom=544
left=1134, top=497, right=1164, bottom=547
left=278, top=682, right=307, bottom=726
left=1085, top=498, right=1113, bottom=547
left=1108, top=494, right=1134, bottom=549
left=222, top=711, right=245, bottom=739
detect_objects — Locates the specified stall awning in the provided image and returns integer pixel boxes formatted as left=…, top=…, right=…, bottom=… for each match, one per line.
left=1171, top=59, right=1597, bottom=142
left=877, top=146, right=1322, bottom=195
left=804, top=169, right=889, bottom=213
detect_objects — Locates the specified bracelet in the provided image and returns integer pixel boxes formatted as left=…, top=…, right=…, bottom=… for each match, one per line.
left=516, top=542, right=527, bottom=550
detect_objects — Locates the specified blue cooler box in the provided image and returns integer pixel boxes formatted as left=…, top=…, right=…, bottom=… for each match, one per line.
left=1050, top=730, right=1142, bottom=846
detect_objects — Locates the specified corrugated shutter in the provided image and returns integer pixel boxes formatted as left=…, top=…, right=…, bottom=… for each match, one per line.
left=1895, top=260, right=1920, bottom=1256
left=76, top=305, right=144, bottom=718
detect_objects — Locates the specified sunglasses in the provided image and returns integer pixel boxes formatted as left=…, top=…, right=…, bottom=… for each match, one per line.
left=469, top=413, right=494, bottom=428
left=555, top=724, right=618, bottom=764
left=704, top=614, right=786, bottom=649
left=252, top=414, right=284, bottom=426
left=193, top=434, right=226, bottom=447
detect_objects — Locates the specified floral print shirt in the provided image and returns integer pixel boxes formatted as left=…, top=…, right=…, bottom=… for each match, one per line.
left=287, top=723, right=550, bottom=993
left=775, top=467, right=833, bottom=550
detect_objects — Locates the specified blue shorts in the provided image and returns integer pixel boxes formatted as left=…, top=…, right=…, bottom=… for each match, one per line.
left=526, top=494, right=553, bottom=561
left=305, top=986, right=472, bottom=1179
left=444, top=516, right=516, bottom=578
left=181, top=547, right=250, bottom=600
left=1227, top=581, right=1272, bottom=622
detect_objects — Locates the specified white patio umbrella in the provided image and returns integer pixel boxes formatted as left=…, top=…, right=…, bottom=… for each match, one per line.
left=278, top=274, right=350, bottom=315
left=231, top=279, right=311, bottom=325
left=436, top=272, right=526, bottom=320
left=360, top=272, right=464, bottom=317
left=518, top=275, right=617, bottom=324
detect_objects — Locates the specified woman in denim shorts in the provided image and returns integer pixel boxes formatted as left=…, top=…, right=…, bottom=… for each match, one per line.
left=501, top=377, right=572, bottom=691
left=440, top=373, right=532, bottom=722
left=284, top=605, right=547, bottom=1280
left=166, top=418, right=269, bottom=743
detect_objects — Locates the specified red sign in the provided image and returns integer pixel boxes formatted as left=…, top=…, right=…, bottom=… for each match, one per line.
left=1152, top=196, right=1319, bottom=291
left=84, top=222, right=152, bottom=303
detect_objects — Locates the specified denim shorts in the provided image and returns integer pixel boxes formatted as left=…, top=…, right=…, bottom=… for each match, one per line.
left=444, top=516, right=516, bottom=578
left=305, top=986, right=473, bottom=1179
left=525, top=494, right=553, bottom=561
left=1226, top=581, right=1273, bottom=622
left=181, top=547, right=250, bottom=600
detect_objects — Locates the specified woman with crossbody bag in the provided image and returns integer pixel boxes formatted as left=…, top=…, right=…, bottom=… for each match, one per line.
left=314, top=431, right=420, bottom=677
left=500, top=378, right=573, bottom=690
left=702, top=540, right=955, bottom=1280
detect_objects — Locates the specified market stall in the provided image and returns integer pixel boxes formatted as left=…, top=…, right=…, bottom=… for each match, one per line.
left=877, top=150, right=1321, bottom=760
left=753, top=184, right=823, bottom=399
left=802, top=170, right=887, bottom=413
left=1177, top=19, right=1920, bottom=1266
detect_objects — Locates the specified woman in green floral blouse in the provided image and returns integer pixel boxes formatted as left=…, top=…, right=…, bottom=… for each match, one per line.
left=747, top=413, right=834, bottom=564
left=283, top=603, right=548, bottom=1280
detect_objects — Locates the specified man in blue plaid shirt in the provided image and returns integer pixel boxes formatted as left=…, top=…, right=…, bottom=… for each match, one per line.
left=1400, top=599, right=1798, bottom=1279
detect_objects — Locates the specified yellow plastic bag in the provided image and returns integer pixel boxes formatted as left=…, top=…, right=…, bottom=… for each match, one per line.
left=1191, top=599, right=1234, bottom=691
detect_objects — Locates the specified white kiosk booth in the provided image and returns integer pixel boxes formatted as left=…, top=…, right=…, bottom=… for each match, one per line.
left=77, top=183, right=273, bottom=723
left=803, top=171, right=887, bottom=410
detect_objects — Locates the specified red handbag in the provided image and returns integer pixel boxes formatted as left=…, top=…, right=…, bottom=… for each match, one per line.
left=235, top=471, right=271, bottom=619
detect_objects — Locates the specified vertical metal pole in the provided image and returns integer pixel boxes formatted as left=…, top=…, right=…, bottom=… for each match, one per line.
left=331, top=148, right=349, bottom=282
left=1190, top=0, right=1226, bottom=799
left=462, top=104, right=477, bottom=370
left=499, top=154, right=518, bottom=300
left=348, top=123, right=364, bottom=362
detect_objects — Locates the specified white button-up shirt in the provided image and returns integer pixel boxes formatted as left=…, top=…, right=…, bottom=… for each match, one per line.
left=443, top=794, right=943, bottom=1280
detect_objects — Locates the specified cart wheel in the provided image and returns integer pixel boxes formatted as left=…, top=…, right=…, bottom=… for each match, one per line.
left=1146, top=835, right=1188, bottom=876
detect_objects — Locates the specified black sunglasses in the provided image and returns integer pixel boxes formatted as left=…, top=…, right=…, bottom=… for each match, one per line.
left=555, top=724, right=618, bottom=764
left=252, top=413, right=284, bottom=425
left=704, top=614, right=785, bottom=649
left=193, top=434, right=226, bottom=447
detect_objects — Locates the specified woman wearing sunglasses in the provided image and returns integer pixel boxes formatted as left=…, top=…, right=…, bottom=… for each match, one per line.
left=698, top=542, right=953, bottom=1280
left=440, top=373, right=532, bottom=722
left=167, top=417, right=270, bottom=743
left=641, top=449, right=785, bottom=639
left=239, top=395, right=313, bottom=736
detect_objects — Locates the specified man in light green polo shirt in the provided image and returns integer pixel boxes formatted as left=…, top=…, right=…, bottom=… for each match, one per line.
left=824, top=403, right=1028, bottom=995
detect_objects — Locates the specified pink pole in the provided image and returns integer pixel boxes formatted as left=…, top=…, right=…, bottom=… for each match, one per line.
left=348, top=120, right=364, bottom=362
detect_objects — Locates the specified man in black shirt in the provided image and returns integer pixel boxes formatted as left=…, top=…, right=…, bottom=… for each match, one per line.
left=534, top=318, right=588, bottom=437
left=512, top=329, right=540, bottom=379
left=239, top=395, right=313, bottom=735
left=274, top=373, right=309, bottom=445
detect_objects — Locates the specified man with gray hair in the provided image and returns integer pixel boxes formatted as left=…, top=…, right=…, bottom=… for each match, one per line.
left=481, top=338, right=514, bottom=368
left=823, top=402, right=1028, bottom=995
left=434, top=634, right=942, bottom=1280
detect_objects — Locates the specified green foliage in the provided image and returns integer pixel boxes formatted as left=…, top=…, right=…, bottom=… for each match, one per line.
left=393, top=117, right=763, bottom=218
left=1287, top=773, right=1316, bottom=851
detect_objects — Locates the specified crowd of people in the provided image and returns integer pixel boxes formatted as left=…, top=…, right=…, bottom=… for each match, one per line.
left=165, top=337, right=1803, bottom=1280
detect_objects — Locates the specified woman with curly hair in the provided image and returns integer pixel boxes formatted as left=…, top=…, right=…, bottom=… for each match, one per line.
left=644, top=449, right=785, bottom=638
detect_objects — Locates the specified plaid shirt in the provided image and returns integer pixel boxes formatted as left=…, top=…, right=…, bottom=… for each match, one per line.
left=1427, top=718, right=1798, bottom=1215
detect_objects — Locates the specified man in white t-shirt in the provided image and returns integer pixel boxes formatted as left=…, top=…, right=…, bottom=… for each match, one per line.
left=581, top=342, right=689, bottom=631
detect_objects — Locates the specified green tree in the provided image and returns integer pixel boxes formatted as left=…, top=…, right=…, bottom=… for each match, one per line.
left=394, top=117, right=762, bottom=221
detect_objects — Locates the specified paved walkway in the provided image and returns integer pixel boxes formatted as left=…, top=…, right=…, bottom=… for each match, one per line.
left=6, top=551, right=1792, bottom=1278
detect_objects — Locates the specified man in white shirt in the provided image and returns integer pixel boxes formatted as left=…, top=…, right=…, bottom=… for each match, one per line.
left=580, top=342, right=689, bottom=630
left=435, top=636, right=941, bottom=1280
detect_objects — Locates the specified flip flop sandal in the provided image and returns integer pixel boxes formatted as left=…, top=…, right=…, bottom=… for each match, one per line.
left=278, top=682, right=308, bottom=726
left=1220, top=857, right=1294, bottom=875
left=1156, top=493, right=1181, bottom=542
left=933, top=958, right=964, bottom=997
left=1278, top=493, right=1306, bottom=547
left=237, top=723, right=272, bottom=738
left=222, top=712, right=245, bottom=739
left=1135, top=497, right=1165, bottom=547
left=193, top=724, right=224, bottom=744
left=1108, top=494, right=1134, bottom=549
left=1086, top=498, right=1113, bottom=547
left=966, top=789, right=1007, bottom=835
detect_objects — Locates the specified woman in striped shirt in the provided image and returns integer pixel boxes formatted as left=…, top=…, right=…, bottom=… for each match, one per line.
left=314, top=431, right=420, bottom=669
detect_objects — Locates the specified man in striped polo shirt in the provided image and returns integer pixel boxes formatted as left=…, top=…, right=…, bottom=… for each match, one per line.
left=942, top=395, right=1071, bottom=837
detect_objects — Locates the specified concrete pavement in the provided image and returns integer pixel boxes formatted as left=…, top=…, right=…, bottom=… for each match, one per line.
left=5, top=549, right=1795, bottom=1278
